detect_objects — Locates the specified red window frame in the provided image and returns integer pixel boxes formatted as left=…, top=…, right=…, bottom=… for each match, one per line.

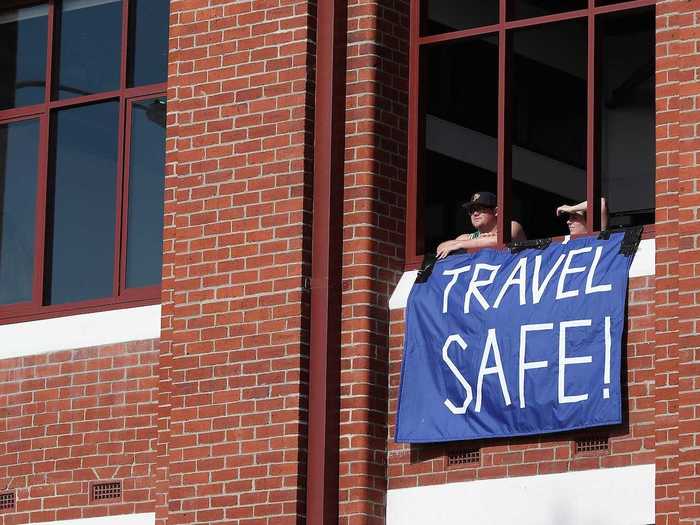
left=0, top=0, right=167, bottom=324
left=405, top=0, right=657, bottom=270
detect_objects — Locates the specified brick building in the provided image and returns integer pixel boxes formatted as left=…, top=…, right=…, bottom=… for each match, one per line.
left=0, top=0, right=696, bottom=524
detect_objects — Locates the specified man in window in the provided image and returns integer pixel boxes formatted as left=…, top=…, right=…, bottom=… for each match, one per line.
left=436, top=191, right=527, bottom=259
left=556, top=198, right=608, bottom=235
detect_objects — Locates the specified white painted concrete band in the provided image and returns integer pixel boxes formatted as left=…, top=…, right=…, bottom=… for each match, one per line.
left=0, top=305, right=161, bottom=360
left=389, top=238, right=655, bottom=310
left=629, top=238, right=655, bottom=278
left=387, top=464, right=654, bottom=525
left=39, top=513, right=155, bottom=525
left=388, top=270, right=419, bottom=310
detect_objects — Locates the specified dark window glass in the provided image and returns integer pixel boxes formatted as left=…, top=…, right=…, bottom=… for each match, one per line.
left=508, top=0, right=586, bottom=21
left=421, top=36, right=498, bottom=253
left=125, top=97, right=166, bottom=288
left=128, top=0, right=169, bottom=87
left=46, top=101, right=119, bottom=305
left=0, top=5, right=48, bottom=110
left=0, top=119, right=39, bottom=305
left=422, top=0, right=498, bottom=36
left=598, top=9, right=654, bottom=227
left=511, top=19, right=587, bottom=240
left=56, top=0, right=122, bottom=100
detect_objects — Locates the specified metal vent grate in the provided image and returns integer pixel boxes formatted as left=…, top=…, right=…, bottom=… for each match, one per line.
left=0, top=492, right=15, bottom=510
left=447, top=447, right=480, bottom=466
left=575, top=437, right=609, bottom=454
left=92, top=481, right=121, bottom=501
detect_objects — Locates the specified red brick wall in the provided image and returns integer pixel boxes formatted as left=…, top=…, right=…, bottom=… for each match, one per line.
left=157, top=1, right=315, bottom=524
left=387, top=276, right=655, bottom=488
left=674, top=1, right=700, bottom=523
left=654, top=2, right=700, bottom=524
left=4, top=1, right=700, bottom=524
left=655, top=1, right=681, bottom=524
left=340, top=0, right=409, bottom=523
left=0, top=341, right=159, bottom=524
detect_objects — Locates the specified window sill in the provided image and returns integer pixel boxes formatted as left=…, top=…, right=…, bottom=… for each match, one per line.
left=0, top=303, right=161, bottom=359
left=405, top=225, right=655, bottom=271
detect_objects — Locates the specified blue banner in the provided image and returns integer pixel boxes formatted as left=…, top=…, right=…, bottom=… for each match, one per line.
left=396, top=233, right=634, bottom=443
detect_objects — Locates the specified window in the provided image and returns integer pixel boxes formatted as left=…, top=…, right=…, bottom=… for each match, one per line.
left=408, top=0, right=655, bottom=265
left=0, top=0, right=168, bottom=321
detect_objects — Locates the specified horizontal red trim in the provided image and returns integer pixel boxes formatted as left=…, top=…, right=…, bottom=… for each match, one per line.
left=0, top=294, right=160, bottom=326
left=0, top=104, right=45, bottom=122
left=0, top=83, right=167, bottom=122
left=419, top=24, right=500, bottom=46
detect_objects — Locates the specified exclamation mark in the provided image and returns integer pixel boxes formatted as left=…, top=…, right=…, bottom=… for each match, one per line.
left=603, top=316, right=611, bottom=399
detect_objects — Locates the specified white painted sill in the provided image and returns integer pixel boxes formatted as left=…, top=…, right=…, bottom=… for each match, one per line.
left=0, top=304, right=161, bottom=360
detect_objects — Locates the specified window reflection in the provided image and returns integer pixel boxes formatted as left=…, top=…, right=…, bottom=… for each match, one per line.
left=0, top=5, right=48, bottom=109
left=125, top=98, right=166, bottom=289
left=0, top=119, right=39, bottom=305
left=511, top=19, right=588, bottom=240
left=599, top=8, right=654, bottom=227
left=46, top=101, right=119, bottom=305
left=421, top=36, right=499, bottom=253
left=56, top=0, right=122, bottom=99
left=128, top=0, right=170, bottom=87
left=421, top=0, right=498, bottom=36
left=507, top=0, right=586, bottom=21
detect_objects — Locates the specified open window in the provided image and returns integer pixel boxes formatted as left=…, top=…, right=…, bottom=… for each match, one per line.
left=407, top=0, right=655, bottom=267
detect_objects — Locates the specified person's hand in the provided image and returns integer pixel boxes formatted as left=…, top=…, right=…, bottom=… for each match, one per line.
left=436, top=240, right=461, bottom=259
left=556, top=205, right=573, bottom=217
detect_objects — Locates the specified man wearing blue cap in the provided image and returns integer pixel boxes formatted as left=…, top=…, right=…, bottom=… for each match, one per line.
left=436, top=191, right=526, bottom=259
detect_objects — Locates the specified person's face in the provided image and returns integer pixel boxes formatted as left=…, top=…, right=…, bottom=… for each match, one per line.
left=469, top=205, right=497, bottom=230
left=566, top=213, right=587, bottom=235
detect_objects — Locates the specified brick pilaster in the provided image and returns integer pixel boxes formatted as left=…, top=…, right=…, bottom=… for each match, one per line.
left=339, top=1, right=409, bottom=523
left=656, top=1, right=682, bottom=524
left=675, top=2, right=700, bottom=523
left=159, top=1, right=315, bottom=523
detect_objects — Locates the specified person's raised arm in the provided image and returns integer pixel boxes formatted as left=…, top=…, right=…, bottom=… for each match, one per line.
left=436, top=233, right=497, bottom=259
left=556, top=200, right=587, bottom=215
left=600, top=197, right=608, bottom=230
left=556, top=198, right=608, bottom=228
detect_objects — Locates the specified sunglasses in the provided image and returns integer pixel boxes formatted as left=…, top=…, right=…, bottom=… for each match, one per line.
left=469, top=205, right=494, bottom=215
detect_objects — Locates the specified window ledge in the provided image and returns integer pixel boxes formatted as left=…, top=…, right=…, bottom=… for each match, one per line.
left=0, top=304, right=161, bottom=360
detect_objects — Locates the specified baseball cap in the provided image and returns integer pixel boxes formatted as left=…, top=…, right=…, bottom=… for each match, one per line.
left=462, top=191, right=497, bottom=212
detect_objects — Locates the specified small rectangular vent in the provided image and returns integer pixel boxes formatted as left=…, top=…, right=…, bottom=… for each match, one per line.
left=575, top=437, right=609, bottom=454
left=447, top=447, right=480, bottom=466
left=92, top=481, right=121, bottom=501
left=0, top=492, right=15, bottom=510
